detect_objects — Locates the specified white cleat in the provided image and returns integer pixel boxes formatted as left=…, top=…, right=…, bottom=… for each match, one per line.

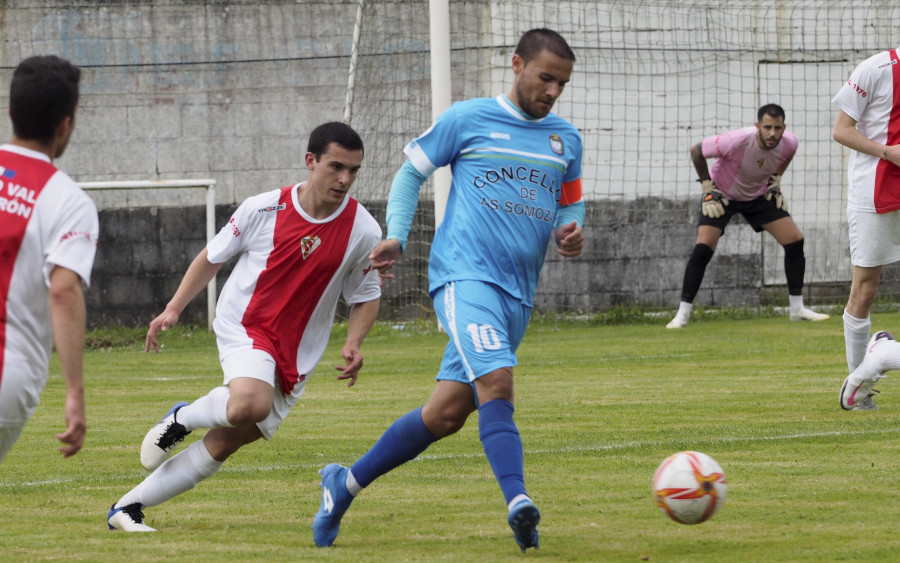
left=790, top=308, right=830, bottom=322
left=666, top=316, right=688, bottom=329
left=107, top=503, right=156, bottom=532
left=140, top=401, right=191, bottom=471
left=840, top=331, right=893, bottom=410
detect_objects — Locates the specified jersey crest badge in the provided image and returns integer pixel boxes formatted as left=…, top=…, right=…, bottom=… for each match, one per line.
left=549, top=134, right=564, bottom=155
left=757, top=158, right=766, bottom=168
left=300, top=235, right=321, bottom=260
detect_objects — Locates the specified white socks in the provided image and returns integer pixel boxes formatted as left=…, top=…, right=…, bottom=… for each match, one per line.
left=115, top=440, right=223, bottom=509
left=675, top=301, right=692, bottom=319
left=345, top=469, right=362, bottom=496
left=875, top=338, right=900, bottom=372
left=843, top=309, right=871, bottom=373
left=788, top=294, right=804, bottom=313
left=176, top=386, right=233, bottom=431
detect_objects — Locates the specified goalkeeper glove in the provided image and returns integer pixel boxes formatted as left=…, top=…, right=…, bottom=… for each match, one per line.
left=700, top=179, right=729, bottom=218
left=764, top=174, right=788, bottom=211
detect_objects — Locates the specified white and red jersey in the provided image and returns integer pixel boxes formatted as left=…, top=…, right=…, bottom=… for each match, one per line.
left=701, top=126, right=798, bottom=202
left=207, top=184, right=381, bottom=395
left=0, top=144, right=98, bottom=425
left=832, top=47, right=900, bottom=213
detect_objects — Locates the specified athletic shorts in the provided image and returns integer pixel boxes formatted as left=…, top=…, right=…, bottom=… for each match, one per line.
left=432, top=280, right=531, bottom=385
left=847, top=208, right=900, bottom=267
left=0, top=423, right=26, bottom=463
left=698, top=194, right=790, bottom=233
left=220, top=348, right=306, bottom=441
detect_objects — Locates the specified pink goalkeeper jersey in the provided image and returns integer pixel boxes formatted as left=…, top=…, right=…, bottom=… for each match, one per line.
left=832, top=47, right=900, bottom=213
left=701, top=126, right=798, bottom=202
left=206, top=184, right=381, bottom=395
left=0, top=144, right=98, bottom=425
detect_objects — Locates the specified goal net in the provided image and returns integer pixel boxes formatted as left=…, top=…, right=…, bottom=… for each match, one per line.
left=346, top=0, right=898, bottom=318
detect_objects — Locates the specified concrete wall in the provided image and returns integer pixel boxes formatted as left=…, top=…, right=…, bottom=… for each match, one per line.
left=90, top=198, right=886, bottom=327
left=1, top=1, right=898, bottom=326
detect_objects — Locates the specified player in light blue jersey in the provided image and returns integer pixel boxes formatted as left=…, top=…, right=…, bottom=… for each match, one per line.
left=313, top=29, right=585, bottom=552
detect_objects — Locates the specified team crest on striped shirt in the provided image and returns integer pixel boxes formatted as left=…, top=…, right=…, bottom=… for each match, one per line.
left=300, top=235, right=321, bottom=259
left=549, top=134, right=564, bottom=155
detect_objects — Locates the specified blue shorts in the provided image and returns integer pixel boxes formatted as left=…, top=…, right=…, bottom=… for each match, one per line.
left=432, top=280, right=532, bottom=384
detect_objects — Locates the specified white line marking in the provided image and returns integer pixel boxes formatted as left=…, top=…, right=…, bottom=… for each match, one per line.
left=2, top=426, right=896, bottom=488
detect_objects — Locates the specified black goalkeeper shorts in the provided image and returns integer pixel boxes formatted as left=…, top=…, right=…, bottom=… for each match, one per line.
left=697, top=194, right=790, bottom=233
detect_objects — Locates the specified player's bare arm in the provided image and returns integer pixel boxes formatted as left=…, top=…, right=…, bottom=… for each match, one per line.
left=368, top=238, right=402, bottom=278
left=689, top=143, right=711, bottom=180
left=833, top=110, right=897, bottom=165
left=556, top=221, right=584, bottom=257
left=48, top=266, right=87, bottom=457
left=335, top=298, right=381, bottom=387
left=146, top=248, right=223, bottom=353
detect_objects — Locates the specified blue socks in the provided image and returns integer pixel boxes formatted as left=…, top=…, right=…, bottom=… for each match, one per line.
left=478, top=398, right=526, bottom=505
left=350, top=407, right=437, bottom=487
left=349, top=399, right=527, bottom=506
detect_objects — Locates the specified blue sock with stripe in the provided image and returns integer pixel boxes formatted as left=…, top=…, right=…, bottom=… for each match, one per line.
left=478, top=398, right=526, bottom=505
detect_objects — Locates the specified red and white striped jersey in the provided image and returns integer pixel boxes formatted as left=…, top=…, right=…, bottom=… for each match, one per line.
left=207, top=184, right=381, bottom=394
left=0, top=144, right=98, bottom=425
left=833, top=47, right=900, bottom=213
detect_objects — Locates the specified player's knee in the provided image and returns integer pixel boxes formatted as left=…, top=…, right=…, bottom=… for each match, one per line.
left=226, top=395, right=272, bottom=425
left=783, top=238, right=804, bottom=260
left=422, top=405, right=471, bottom=438
left=689, top=244, right=714, bottom=267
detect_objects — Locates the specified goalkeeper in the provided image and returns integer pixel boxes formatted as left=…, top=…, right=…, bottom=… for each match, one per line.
left=667, top=103, right=828, bottom=329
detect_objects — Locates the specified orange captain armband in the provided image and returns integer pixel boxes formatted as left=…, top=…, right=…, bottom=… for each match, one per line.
left=559, top=178, right=583, bottom=206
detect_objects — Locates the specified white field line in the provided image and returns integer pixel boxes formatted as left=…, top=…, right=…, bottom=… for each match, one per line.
left=3, top=426, right=897, bottom=488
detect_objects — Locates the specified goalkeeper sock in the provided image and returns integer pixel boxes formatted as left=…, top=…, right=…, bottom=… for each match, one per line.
left=680, top=244, right=714, bottom=303
left=783, top=239, right=805, bottom=296
left=350, top=407, right=437, bottom=488
left=479, top=399, right=526, bottom=506
left=843, top=309, right=870, bottom=372
left=675, top=301, right=693, bottom=319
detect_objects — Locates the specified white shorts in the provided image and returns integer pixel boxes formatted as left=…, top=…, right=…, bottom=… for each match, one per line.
left=220, top=348, right=306, bottom=441
left=847, top=208, right=900, bottom=267
left=0, top=423, right=26, bottom=463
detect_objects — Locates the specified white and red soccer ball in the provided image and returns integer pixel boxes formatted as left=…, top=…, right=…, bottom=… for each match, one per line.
left=652, top=451, right=727, bottom=524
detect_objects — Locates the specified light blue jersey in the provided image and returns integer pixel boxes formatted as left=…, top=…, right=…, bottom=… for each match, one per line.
left=404, top=95, right=583, bottom=306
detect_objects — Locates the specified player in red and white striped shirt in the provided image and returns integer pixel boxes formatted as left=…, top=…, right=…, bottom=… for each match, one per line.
left=0, top=56, right=97, bottom=463
left=108, top=122, right=382, bottom=531
left=833, top=47, right=900, bottom=410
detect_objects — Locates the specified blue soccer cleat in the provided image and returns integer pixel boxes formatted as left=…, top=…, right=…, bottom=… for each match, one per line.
left=508, top=499, right=540, bottom=552
left=312, top=463, right=355, bottom=547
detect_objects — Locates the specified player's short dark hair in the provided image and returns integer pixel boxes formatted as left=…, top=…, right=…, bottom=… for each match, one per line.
left=758, top=103, right=786, bottom=122
left=9, top=55, right=81, bottom=144
left=515, top=28, right=576, bottom=64
left=308, top=121, right=364, bottom=160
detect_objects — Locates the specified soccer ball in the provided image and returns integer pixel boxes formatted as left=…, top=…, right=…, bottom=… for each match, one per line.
left=652, top=451, right=727, bottom=524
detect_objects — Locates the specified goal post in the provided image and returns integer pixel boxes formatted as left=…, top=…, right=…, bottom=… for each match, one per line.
left=79, top=179, right=218, bottom=331
left=429, top=0, right=452, bottom=228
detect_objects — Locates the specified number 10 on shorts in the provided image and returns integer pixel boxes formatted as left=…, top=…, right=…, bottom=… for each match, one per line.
left=466, top=323, right=501, bottom=352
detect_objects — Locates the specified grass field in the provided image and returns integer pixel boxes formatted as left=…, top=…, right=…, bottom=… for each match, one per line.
left=3, top=311, right=900, bottom=561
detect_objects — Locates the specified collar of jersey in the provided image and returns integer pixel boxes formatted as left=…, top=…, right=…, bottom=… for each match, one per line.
left=497, top=95, right=545, bottom=123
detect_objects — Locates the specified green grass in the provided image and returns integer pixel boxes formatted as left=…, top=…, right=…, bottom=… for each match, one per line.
left=3, top=312, right=900, bottom=561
